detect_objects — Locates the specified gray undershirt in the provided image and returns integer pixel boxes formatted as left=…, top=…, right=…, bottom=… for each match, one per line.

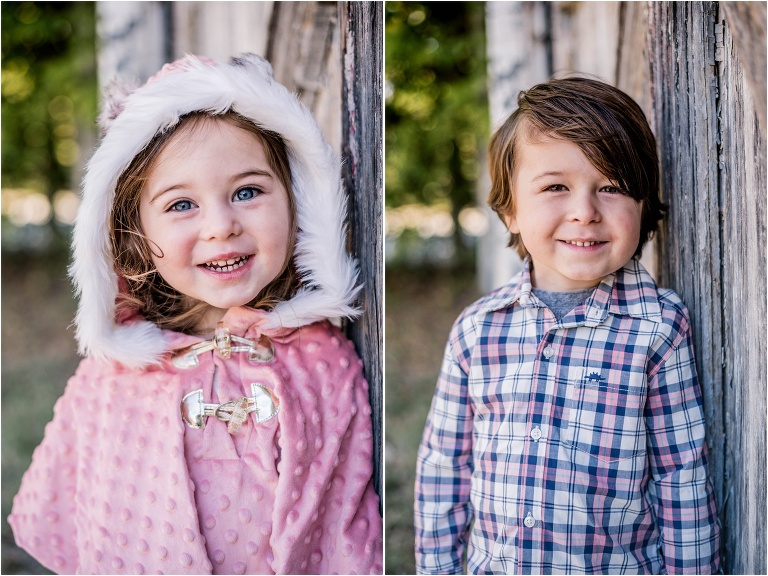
left=532, top=288, right=594, bottom=321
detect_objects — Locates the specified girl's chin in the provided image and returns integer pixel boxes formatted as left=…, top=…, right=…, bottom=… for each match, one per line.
left=192, top=304, right=248, bottom=333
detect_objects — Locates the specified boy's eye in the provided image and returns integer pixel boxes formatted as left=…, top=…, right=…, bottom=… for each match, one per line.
left=234, top=186, right=261, bottom=201
left=169, top=200, right=194, bottom=212
left=601, top=185, right=626, bottom=194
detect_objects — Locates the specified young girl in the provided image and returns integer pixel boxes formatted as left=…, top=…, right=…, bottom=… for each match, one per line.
left=10, top=53, right=382, bottom=575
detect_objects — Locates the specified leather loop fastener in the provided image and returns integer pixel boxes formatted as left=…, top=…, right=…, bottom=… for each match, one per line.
left=181, top=383, right=280, bottom=433
left=171, top=321, right=275, bottom=368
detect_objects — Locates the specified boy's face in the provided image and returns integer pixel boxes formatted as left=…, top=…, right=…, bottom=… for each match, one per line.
left=504, top=134, right=642, bottom=291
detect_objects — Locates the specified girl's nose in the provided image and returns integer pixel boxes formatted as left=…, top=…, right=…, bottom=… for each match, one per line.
left=568, top=190, right=601, bottom=223
left=202, top=204, right=242, bottom=239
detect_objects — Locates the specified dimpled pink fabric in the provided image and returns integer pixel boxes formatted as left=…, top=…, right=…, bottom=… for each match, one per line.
left=9, top=307, right=382, bottom=574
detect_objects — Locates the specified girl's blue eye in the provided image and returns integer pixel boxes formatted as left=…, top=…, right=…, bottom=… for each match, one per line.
left=169, top=200, right=193, bottom=212
left=544, top=184, right=567, bottom=191
left=234, top=187, right=261, bottom=201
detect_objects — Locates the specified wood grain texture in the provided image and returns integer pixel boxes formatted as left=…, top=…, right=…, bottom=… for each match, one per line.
left=647, top=2, right=766, bottom=573
left=720, top=1, right=767, bottom=133
left=266, top=2, right=342, bottom=152
left=717, top=6, right=767, bottom=571
left=340, top=1, right=383, bottom=500
left=648, top=0, right=724, bottom=508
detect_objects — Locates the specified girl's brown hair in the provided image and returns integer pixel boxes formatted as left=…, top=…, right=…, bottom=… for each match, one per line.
left=487, top=77, right=666, bottom=259
left=110, top=111, right=299, bottom=334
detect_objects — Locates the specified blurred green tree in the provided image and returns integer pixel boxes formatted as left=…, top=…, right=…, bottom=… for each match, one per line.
left=385, top=1, right=487, bottom=260
left=1, top=1, right=96, bottom=249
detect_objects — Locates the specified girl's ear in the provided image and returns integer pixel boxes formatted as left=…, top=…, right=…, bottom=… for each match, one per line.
left=503, top=212, right=520, bottom=234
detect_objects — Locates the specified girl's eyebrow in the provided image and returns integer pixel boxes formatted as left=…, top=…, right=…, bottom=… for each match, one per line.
left=147, top=168, right=276, bottom=204
left=147, top=183, right=187, bottom=205
left=233, top=168, right=275, bottom=180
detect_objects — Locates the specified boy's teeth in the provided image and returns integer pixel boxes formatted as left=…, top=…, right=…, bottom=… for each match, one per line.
left=567, top=240, right=598, bottom=246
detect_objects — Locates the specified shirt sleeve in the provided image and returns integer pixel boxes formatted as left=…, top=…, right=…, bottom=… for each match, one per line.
left=414, top=321, right=475, bottom=574
left=644, top=313, right=721, bottom=574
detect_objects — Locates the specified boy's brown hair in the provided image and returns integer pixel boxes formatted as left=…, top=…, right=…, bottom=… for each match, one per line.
left=487, top=77, right=666, bottom=259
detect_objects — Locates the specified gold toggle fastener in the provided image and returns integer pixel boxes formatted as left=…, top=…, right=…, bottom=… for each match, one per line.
left=170, top=321, right=275, bottom=368
left=180, top=383, right=280, bottom=433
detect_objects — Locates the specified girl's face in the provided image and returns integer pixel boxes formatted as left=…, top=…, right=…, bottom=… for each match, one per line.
left=139, top=117, right=292, bottom=331
left=504, top=133, right=642, bottom=291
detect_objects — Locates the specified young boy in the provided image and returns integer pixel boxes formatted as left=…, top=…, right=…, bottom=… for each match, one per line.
left=414, top=78, right=720, bottom=574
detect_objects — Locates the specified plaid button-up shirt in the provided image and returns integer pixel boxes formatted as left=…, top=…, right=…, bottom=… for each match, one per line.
left=415, top=259, right=720, bottom=574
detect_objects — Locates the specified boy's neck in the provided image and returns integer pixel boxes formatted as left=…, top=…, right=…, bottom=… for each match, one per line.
left=529, top=269, right=602, bottom=292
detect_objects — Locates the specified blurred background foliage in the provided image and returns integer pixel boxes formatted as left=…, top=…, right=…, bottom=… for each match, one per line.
left=2, top=2, right=96, bottom=574
left=385, top=1, right=488, bottom=267
left=384, top=2, right=487, bottom=573
left=2, top=0, right=97, bottom=255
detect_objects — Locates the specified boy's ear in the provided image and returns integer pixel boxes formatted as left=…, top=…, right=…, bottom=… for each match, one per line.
left=503, top=212, right=520, bottom=234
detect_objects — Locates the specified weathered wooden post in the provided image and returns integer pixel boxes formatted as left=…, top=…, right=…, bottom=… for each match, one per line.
left=341, top=1, right=383, bottom=501
left=96, top=1, right=170, bottom=85
left=647, top=2, right=766, bottom=572
left=481, top=1, right=551, bottom=293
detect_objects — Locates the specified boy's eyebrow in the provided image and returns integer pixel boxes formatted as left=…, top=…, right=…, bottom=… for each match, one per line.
left=530, top=170, right=566, bottom=182
left=147, top=168, right=276, bottom=204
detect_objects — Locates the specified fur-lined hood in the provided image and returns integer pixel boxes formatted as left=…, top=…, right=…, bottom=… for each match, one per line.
left=71, top=53, right=360, bottom=369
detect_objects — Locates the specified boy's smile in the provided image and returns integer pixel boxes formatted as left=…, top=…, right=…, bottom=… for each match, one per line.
left=139, top=117, right=292, bottom=331
left=504, top=134, right=642, bottom=291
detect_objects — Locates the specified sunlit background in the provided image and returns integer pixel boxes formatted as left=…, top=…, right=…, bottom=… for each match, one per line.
left=2, top=2, right=96, bottom=254
left=384, top=2, right=489, bottom=573
left=385, top=1, right=488, bottom=268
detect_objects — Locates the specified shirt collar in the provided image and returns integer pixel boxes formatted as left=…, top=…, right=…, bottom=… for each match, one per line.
left=480, top=257, right=662, bottom=324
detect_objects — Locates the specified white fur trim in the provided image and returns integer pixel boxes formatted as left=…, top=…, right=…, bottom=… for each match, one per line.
left=72, top=54, right=360, bottom=367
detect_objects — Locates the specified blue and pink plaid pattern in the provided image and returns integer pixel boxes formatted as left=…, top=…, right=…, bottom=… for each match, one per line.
left=415, top=259, right=720, bottom=574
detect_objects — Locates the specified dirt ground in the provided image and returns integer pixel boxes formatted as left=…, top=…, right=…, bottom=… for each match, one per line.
left=384, top=263, right=480, bottom=574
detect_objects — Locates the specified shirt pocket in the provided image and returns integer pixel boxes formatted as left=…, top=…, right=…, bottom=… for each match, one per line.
left=562, top=365, right=647, bottom=463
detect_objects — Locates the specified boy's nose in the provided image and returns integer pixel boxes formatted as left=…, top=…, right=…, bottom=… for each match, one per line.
left=568, top=190, right=601, bottom=223
left=202, top=205, right=242, bottom=239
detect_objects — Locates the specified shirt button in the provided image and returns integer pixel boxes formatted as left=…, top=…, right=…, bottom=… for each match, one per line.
left=530, top=427, right=542, bottom=441
left=524, top=512, right=536, bottom=528
left=543, top=345, right=554, bottom=359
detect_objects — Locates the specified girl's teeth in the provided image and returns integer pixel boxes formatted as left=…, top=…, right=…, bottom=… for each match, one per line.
left=205, top=256, right=248, bottom=271
left=568, top=241, right=598, bottom=246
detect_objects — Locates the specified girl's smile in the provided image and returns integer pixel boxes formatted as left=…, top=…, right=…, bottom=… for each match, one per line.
left=200, top=254, right=252, bottom=272
left=503, top=133, right=643, bottom=291
left=139, top=117, right=292, bottom=330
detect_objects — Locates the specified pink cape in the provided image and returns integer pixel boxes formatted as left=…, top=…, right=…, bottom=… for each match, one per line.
left=9, top=308, right=382, bottom=574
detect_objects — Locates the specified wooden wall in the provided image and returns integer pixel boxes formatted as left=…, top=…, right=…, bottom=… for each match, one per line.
left=484, top=2, right=766, bottom=573
left=341, top=1, right=384, bottom=502
left=266, top=1, right=343, bottom=153
left=648, top=3, right=766, bottom=572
